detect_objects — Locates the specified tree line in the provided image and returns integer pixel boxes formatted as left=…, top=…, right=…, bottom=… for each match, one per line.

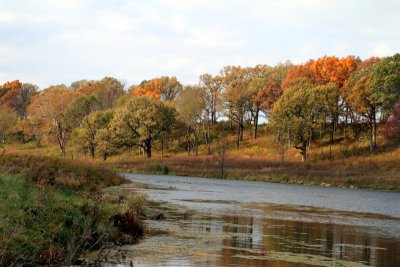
left=0, top=54, right=399, bottom=162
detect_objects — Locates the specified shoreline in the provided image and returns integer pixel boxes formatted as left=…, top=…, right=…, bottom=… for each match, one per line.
left=113, top=163, right=400, bottom=192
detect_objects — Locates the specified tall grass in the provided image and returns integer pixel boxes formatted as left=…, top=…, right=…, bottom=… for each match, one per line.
left=0, top=154, right=144, bottom=266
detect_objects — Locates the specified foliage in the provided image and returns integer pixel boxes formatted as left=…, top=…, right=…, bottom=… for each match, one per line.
left=0, top=107, right=18, bottom=144
left=270, top=79, right=337, bottom=161
left=382, top=102, right=400, bottom=143
left=1, top=53, right=399, bottom=163
left=111, top=96, right=176, bottom=158
left=131, top=76, right=183, bottom=101
left=28, top=85, right=78, bottom=156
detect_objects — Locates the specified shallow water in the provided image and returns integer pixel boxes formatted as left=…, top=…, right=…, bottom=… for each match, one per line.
left=108, top=173, right=400, bottom=267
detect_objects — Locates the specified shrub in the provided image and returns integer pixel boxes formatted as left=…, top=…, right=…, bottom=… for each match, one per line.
left=0, top=154, right=127, bottom=191
left=382, top=102, right=400, bottom=143
left=147, top=162, right=169, bottom=175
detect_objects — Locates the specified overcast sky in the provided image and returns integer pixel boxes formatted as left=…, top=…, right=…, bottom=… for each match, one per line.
left=0, top=0, right=399, bottom=88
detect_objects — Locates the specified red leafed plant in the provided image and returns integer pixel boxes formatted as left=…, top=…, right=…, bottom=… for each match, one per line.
left=382, top=103, right=400, bottom=142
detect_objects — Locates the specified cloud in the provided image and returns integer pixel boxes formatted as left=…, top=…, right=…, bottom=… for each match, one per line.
left=372, top=43, right=393, bottom=57
left=0, top=0, right=399, bottom=88
left=0, top=11, right=15, bottom=22
left=184, top=27, right=247, bottom=49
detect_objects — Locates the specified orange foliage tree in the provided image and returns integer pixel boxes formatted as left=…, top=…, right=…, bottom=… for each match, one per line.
left=131, top=79, right=163, bottom=99
left=0, top=80, right=22, bottom=109
left=130, top=76, right=182, bottom=101
left=28, top=85, right=78, bottom=156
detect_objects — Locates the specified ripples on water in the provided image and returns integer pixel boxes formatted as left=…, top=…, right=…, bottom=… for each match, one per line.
left=104, top=173, right=400, bottom=267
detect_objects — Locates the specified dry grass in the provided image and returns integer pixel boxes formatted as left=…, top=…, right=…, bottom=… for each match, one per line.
left=4, top=128, right=399, bottom=190
left=0, top=153, right=127, bottom=191
left=108, top=132, right=400, bottom=190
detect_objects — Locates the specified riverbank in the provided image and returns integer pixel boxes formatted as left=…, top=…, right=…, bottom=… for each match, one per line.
left=0, top=153, right=144, bottom=266
left=110, top=148, right=400, bottom=191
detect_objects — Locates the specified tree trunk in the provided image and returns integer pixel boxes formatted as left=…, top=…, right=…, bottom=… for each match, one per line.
left=205, top=123, right=211, bottom=155
left=161, top=138, right=164, bottom=158
left=144, top=138, right=152, bottom=158
left=330, top=120, right=334, bottom=158
left=186, top=127, right=191, bottom=155
left=61, top=146, right=66, bottom=158
left=344, top=106, right=348, bottom=139
left=220, top=148, right=225, bottom=178
left=103, top=152, right=108, bottom=161
left=239, top=117, right=244, bottom=142
left=89, top=142, right=95, bottom=159
left=295, top=142, right=307, bottom=162
left=370, top=107, right=377, bottom=153
left=194, top=134, right=199, bottom=156
left=236, top=122, right=240, bottom=149
left=301, top=143, right=307, bottom=162
left=253, top=108, right=259, bottom=139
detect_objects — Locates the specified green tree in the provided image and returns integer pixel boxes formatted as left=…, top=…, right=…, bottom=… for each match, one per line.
left=270, top=79, right=328, bottom=162
left=176, top=85, right=205, bottom=155
left=72, top=109, right=115, bottom=159
left=372, top=53, right=400, bottom=116
left=111, top=96, right=176, bottom=158
left=344, top=58, right=382, bottom=152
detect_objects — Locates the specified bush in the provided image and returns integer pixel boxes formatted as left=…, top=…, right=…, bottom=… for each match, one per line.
left=147, top=162, right=169, bottom=175
left=0, top=154, right=127, bottom=191
left=382, top=102, right=400, bottom=143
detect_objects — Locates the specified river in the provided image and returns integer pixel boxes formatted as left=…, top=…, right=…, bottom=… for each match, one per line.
left=107, top=173, right=400, bottom=267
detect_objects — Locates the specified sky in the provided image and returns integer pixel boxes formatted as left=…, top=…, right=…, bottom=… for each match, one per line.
left=0, top=0, right=399, bottom=89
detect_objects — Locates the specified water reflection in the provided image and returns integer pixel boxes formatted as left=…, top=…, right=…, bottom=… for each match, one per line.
left=122, top=202, right=400, bottom=267
left=216, top=214, right=400, bottom=267
left=111, top=174, right=400, bottom=267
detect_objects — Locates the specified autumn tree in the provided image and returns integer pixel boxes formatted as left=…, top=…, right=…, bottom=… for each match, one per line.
left=199, top=73, right=223, bottom=123
left=131, top=79, right=163, bottom=99
left=270, top=79, right=329, bottom=162
left=93, top=110, right=116, bottom=160
left=247, top=64, right=289, bottom=138
left=67, top=95, right=102, bottom=158
left=111, top=96, right=176, bottom=158
left=71, top=109, right=115, bottom=159
left=131, top=76, right=182, bottom=101
left=28, top=85, right=77, bottom=156
left=15, top=83, right=38, bottom=119
left=199, top=74, right=223, bottom=154
left=344, top=54, right=400, bottom=152
left=0, top=81, right=38, bottom=119
left=0, top=80, right=22, bottom=109
left=176, top=85, right=205, bottom=155
left=0, top=107, right=18, bottom=145
left=222, top=66, right=251, bottom=148
left=158, top=76, right=183, bottom=101
left=344, top=58, right=382, bottom=152
left=74, top=77, right=125, bottom=109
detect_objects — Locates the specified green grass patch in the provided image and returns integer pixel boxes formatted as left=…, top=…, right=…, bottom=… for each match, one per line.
left=0, top=154, right=145, bottom=266
left=0, top=175, right=113, bottom=265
